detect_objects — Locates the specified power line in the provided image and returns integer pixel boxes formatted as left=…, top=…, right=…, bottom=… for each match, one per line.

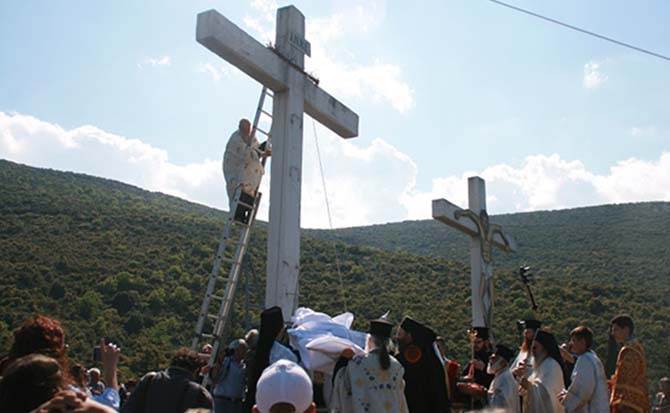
left=488, top=0, right=670, bottom=62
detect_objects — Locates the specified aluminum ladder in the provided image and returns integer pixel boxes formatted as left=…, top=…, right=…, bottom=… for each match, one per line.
left=191, top=87, right=273, bottom=385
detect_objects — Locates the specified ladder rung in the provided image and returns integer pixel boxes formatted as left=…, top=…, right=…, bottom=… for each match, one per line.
left=261, top=109, right=272, bottom=117
left=236, top=200, right=254, bottom=209
left=200, top=333, right=215, bottom=339
left=233, top=218, right=253, bottom=226
left=256, top=128, right=269, bottom=136
left=265, top=90, right=273, bottom=97
left=211, top=294, right=224, bottom=301
left=222, top=257, right=241, bottom=265
left=207, top=313, right=219, bottom=320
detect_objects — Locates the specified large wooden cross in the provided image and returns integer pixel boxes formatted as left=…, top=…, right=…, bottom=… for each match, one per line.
left=197, top=7, right=359, bottom=320
left=432, top=176, right=517, bottom=331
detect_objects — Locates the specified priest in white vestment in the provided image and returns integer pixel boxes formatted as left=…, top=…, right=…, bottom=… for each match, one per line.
left=487, top=344, right=520, bottom=413
left=222, top=118, right=268, bottom=210
left=558, top=326, right=609, bottom=413
left=330, top=318, right=408, bottom=413
left=517, top=330, right=566, bottom=413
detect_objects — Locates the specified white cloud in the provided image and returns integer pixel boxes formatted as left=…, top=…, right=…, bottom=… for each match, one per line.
left=197, top=62, right=229, bottom=82
left=583, top=61, right=607, bottom=89
left=137, top=55, right=171, bottom=69
left=630, top=125, right=657, bottom=138
left=242, top=0, right=414, bottom=113
left=592, top=154, right=670, bottom=203
left=0, top=112, right=416, bottom=227
left=403, top=153, right=670, bottom=220
left=242, top=0, right=278, bottom=43
left=301, top=124, right=417, bottom=227
left=2, top=112, right=669, bottom=229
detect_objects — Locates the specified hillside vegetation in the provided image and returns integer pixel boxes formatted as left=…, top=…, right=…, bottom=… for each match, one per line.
left=1, top=160, right=668, bottom=386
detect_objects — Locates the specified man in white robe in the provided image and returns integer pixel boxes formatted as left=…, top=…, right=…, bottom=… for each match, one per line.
left=222, top=118, right=268, bottom=211
left=487, top=344, right=520, bottom=413
left=559, top=326, right=609, bottom=413
left=517, top=330, right=566, bottom=413
left=330, top=318, right=408, bottom=413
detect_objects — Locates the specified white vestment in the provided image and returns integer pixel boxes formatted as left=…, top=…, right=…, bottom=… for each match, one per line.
left=488, top=368, right=520, bottom=413
left=330, top=351, right=408, bottom=413
left=222, top=130, right=263, bottom=208
left=288, top=308, right=367, bottom=374
left=525, top=356, right=565, bottom=413
left=561, top=351, right=609, bottom=413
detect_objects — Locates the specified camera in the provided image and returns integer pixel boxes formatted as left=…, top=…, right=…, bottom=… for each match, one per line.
left=92, top=346, right=102, bottom=362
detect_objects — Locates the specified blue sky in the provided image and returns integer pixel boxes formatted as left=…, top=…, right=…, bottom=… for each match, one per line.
left=2, top=0, right=669, bottom=228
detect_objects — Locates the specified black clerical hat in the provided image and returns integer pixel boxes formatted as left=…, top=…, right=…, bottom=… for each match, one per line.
left=369, top=318, right=393, bottom=339
left=473, top=327, right=489, bottom=340
left=518, top=319, right=542, bottom=330
left=400, top=316, right=436, bottom=345
left=260, top=306, right=284, bottom=337
left=494, top=344, right=515, bottom=363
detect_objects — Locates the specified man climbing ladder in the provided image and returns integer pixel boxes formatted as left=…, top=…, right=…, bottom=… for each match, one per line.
left=223, top=118, right=271, bottom=223
left=191, top=87, right=273, bottom=386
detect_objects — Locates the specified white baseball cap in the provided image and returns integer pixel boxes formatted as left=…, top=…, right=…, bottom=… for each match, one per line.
left=255, top=359, right=313, bottom=413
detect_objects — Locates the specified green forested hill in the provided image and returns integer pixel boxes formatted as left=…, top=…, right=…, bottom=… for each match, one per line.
left=1, top=159, right=668, bottom=387
left=307, top=202, right=670, bottom=285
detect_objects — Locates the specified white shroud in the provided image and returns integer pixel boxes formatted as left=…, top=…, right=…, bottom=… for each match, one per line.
left=287, top=307, right=367, bottom=373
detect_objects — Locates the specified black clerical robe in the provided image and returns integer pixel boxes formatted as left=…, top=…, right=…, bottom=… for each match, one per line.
left=461, top=349, right=494, bottom=388
left=397, top=345, right=450, bottom=413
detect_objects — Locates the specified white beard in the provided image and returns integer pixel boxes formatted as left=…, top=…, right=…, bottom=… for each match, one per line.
left=532, top=353, right=546, bottom=369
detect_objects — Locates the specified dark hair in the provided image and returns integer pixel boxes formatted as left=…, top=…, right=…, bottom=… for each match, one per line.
left=371, top=335, right=391, bottom=370
left=269, top=402, right=297, bottom=413
left=610, top=314, right=634, bottom=335
left=69, top=363, right=88, bottom=389
left=0, top=354, right=69, bottom=413
left=125, top=378, right=139, bottom=389
left=570, top=326, right=594, bottom=348
left=6, top=315, right=69, bottom=378
left=171, top=347, right=205, bottom=374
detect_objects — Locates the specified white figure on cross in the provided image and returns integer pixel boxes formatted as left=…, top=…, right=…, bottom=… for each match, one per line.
left=432, top=176, right=517, bottom=332
left=197, top=6, right=359, bottom=320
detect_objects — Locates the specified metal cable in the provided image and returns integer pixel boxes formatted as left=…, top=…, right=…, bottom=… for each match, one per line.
left=489, top=0, right=670, bottom=62
left=311, top=119, right=348, bottom=312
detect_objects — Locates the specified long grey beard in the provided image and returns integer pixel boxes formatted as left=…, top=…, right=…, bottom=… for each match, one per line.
left=532, top=354, right=546, bottom=369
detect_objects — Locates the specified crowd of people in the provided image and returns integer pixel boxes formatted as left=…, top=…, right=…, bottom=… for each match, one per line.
left=0, top=311, right=668, bottom=413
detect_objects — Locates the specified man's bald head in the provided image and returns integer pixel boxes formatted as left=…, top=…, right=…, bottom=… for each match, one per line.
left=239, top=118, right=252, bottom=138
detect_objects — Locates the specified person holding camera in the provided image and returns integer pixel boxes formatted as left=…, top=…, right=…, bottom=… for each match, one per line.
left=211, top=339, right=248, bottom=413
